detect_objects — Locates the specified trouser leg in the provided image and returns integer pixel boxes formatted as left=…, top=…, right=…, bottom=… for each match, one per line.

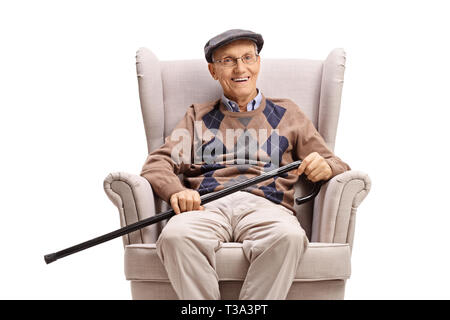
left=232, top=192, right=309, bottom=300
left=156, top=199, right=232, bottom=300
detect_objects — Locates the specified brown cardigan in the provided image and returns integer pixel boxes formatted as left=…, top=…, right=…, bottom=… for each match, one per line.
left=141, top=94, right=350, bottom=213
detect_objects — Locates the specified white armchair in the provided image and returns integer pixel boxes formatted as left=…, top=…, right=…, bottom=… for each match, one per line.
left=103, top=48, right=371, bottom=299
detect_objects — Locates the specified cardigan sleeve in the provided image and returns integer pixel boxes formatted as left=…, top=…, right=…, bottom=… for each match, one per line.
left=140, top=105, right=195, bottom=203
left=294, top=106, right=351, bottom=178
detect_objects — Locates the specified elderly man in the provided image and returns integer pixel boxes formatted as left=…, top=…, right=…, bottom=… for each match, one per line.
left=140, top=29, right=350, bottom=300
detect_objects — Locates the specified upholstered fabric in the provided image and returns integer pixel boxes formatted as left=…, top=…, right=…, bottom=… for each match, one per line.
left=130, top=279, right=346, bottom=300
left=135, top=49, right=165, bottom=153
left=104, top=172, right=158, bottom=244
left=312, top=170, right=372, bottom=247
left=124, top=242, right=351, bottom=282
left=318, top=50, right=346, bottom=151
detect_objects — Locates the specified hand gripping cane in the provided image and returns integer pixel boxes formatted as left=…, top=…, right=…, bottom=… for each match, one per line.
left=44, top=160, right=324, bottom=264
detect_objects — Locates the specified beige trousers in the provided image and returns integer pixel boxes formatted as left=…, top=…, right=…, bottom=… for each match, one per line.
left=156, top=191, right=309, bottom=300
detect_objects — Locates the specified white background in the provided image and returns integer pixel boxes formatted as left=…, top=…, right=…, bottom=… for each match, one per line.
left=1, top=0, right=449, bottom=299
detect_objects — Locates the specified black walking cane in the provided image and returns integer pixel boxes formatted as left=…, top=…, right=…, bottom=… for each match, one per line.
left=44, top=160, right=324, bottom=264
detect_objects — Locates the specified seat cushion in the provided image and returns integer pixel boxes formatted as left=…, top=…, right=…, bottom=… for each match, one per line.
left=124, top=242, right=351, bottom=282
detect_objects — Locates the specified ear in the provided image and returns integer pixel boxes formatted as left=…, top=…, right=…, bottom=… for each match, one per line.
left=208, top=63, right=218, bottom=80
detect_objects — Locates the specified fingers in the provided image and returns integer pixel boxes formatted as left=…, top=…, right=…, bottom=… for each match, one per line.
left=194, top=192, right=204, bottom=211
left=296, top=159, right=307, bottom=176
left=170, top=190, right=204, bottom=214
left=179, top=195, right=187, bottom=212
left=296, top=152, right=318, bottom=176
left=186, top=192, right=201, bottom=212
left=170, top=194, right=181, bottom=214
left=192, top=191, right=200, bottom=211
left=296, top=152, right=332, bottom=182
left=309, top=167, right=327, bottom=182
left=305, top=157, right=322, bottom=176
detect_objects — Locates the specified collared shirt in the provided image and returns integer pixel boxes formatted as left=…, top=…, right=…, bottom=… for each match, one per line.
left=221, top=89, right=262, bottom=112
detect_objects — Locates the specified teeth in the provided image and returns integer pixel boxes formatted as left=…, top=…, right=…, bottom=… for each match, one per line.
left=233, top=77, right=249, bottom=82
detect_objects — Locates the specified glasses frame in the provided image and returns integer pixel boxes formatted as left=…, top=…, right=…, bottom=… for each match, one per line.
left=213, top=53, right=259, bottom=67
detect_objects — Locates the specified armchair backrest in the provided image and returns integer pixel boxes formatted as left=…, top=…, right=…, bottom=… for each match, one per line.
left=136, top=48, right=346, bottom=239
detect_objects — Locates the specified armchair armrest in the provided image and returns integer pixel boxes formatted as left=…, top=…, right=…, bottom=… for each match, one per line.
left=311, top=170, right=371, bottom=250
left=104, top=172, right=158, bottom=245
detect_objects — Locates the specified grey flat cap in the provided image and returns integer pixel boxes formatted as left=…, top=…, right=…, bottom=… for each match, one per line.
left=204, top=29, right=264, bottom=63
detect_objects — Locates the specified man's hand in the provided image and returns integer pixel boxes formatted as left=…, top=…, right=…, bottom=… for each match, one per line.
left=170, top=189, right=204, bottom=214
left=294, top=152, right=333, bottom=182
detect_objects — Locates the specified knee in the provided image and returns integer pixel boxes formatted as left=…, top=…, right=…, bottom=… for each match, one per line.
left=158, top=222, right=190, bottom=248
left=277, top=227, right=308, bottom=251
left=156, top=223, right=192, bottom=263
left=157, top=215, right=197, bottom=252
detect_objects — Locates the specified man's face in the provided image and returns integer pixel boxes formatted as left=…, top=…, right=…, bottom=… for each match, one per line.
left=208, top=39, right=261, bottom=104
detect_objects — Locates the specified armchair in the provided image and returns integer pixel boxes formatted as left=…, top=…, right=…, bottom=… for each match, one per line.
left=103, top=48, right=371, bottom=299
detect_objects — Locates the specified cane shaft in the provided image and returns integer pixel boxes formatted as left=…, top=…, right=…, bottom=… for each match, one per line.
left=45, top=160, right=305, bottom=264
left=44, top=210, right=174, bottom=264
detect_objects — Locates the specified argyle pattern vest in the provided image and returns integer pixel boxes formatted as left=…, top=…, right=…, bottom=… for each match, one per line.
left=141, top=94, right=350, bottom=213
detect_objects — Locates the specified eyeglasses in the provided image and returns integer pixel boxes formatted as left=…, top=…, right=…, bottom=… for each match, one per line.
left=213, top=53, right=259, bottom=67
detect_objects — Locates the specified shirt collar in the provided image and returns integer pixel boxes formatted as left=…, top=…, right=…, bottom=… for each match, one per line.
left=221, top=89, right=262, bottom=112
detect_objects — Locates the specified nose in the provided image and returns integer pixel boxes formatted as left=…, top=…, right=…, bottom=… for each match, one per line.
left=233, top=58, right=246, bottom=73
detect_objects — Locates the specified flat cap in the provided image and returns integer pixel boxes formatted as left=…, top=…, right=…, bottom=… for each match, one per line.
left=204, top=29, right=264, bottom=63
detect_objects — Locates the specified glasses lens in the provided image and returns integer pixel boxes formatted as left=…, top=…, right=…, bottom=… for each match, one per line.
left=222, top=58, right=235, bottom=67
left=218, top=54, right=257, bottom=67
left=243, top=54, right=257, bottom=64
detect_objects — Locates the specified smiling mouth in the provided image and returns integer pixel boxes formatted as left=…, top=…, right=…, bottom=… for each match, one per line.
left=232, top=76, right=250, bottom=83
